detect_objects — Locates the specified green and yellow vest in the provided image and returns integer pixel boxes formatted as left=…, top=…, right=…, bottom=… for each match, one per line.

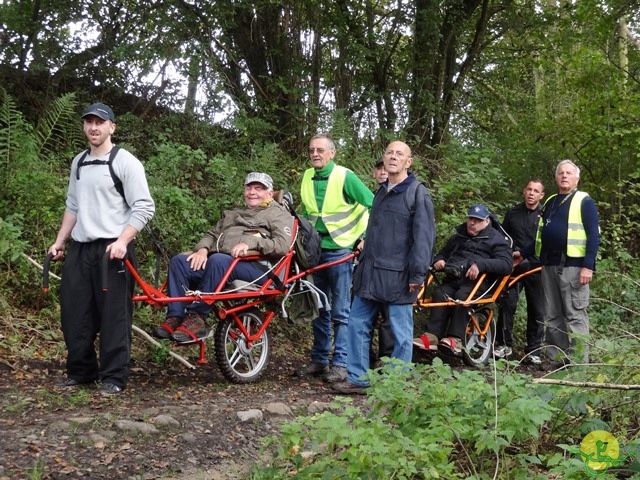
left=301, top=165, right=369, bottom=248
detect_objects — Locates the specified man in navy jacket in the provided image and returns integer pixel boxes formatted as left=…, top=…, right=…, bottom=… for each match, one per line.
left=332, top=140, right=435, bottom=395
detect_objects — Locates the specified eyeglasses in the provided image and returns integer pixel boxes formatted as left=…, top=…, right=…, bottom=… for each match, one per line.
left=308, top=147, right=327, bottom=154
left=384, top=150, right=407, bottom=158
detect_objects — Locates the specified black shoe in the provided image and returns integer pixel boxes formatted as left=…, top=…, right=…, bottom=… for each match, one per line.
left=55, top=378, right=97, bottom=388
left=98, top=382, right=123, bottom=396
left=545, top=358, right=571, bottom=371
left=331, top=381, right=368, bottom=395
left=295, top=362, right=330, bottom=377
left=324, top=365, right=347, bottom=383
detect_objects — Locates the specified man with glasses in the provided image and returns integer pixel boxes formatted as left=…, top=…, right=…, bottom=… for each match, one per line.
left=515, top=160, right=600, bottom=369
left=152, top=173, right=293, bottom=343
left=296, top=133, right=374, bottom=383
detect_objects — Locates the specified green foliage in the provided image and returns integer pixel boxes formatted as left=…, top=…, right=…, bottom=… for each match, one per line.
left=0, top=214, right=27, bottom=263
left=149, top=342, right=172, bottom=365
left=27, top=458, right=46, bottom=480
left=599, top=169, right=640, bottom=259
left=34, top=92, right=83, bottom=155
left=254, top=350, right=640, bottom=479
left=589, top=257, right=640, bottom=334
left=254, top=359, right=556, bottom=479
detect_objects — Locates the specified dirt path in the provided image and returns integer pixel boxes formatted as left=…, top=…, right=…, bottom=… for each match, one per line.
left=0, top=339, right=341, bottom=480
left=0, top=310, right=542, bottom=480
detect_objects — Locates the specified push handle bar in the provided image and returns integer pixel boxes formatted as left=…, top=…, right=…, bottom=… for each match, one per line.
left=42, top=252, right=53, bottom=292
left=101, top=251, right=129, bottom=291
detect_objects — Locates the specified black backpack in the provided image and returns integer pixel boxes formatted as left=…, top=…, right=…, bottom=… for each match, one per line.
left=280, top=193, right=322, bottom=269
left=75, top=146, right=126, bottom=202
left=293, top=214, right=322, bottom=269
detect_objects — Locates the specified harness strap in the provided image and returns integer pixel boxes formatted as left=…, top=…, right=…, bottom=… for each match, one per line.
left=75, top=146, right=124, bottom=200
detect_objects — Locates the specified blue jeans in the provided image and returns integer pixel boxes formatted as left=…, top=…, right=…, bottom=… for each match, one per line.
left=346, top=295, right=414, bottom=387
left=310, top=248, right=353, bottom=367
left=166, top=253, right=266, bottom=319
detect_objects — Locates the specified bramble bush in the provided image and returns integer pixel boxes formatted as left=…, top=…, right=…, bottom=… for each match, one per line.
left=253, top=355, right=639, bottom=479
left=254, top=359, right=559, bottom=479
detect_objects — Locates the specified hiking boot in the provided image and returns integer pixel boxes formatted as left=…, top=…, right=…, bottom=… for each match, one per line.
left=171, top=313, right=208, bottom=343
left=152, top=316, right=183, bottom=339
left=323, top=365, right=347, bottom=383
left=98, top=382, right=123, bottom=396
left=494, top=345, right=512, bottom=358
left=331, top=381, right=368, bottom=395
left=413, top=333, right=438, bottom=351
left=295, top=362, right=329, bottom=377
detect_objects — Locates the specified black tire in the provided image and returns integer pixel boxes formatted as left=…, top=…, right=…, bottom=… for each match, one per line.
left=462, top=308, right=494, bottom=367
left=214, top=308, right=271, bottom=383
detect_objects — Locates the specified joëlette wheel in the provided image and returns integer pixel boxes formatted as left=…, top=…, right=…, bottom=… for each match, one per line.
left=214, top=308, right=271, bottom=383
left=462, top=308, right=494, bottom=367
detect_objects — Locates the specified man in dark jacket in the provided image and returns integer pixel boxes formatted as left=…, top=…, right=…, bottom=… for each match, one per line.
left=495, top=180, right=545, bottom=363
left=414, top=205, right=513, bottom=355
left=369, top=157, right=394, bottom=364
left=332, top=140, right=436, bottom=395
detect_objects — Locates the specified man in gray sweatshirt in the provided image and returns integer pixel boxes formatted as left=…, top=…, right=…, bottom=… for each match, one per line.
left=48, top=103, right=155, bottom=395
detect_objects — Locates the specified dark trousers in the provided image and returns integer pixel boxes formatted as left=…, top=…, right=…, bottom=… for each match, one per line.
left=426, top=280, right=479, bottom=340
left=166, top=252, right=266, bottom=319
left=60, top=240, right=136, bottom=388
left=496, top=273, right=544, bottom=353
left=369, top=306, right=395, bottom=363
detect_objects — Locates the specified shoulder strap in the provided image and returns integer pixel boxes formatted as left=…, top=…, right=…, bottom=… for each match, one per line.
left=75, top=146, right=124, bottom=202
left=403, top=180, right=425, bottom=214
left=75, top=149, right=91, bottom=180
left=541, top=193, right=557, bottom=214
left=107, top=146, right=123, bottom=200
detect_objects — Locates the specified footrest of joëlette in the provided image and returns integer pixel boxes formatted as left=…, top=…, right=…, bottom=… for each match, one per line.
left=173, top=329, right=213, bottom=364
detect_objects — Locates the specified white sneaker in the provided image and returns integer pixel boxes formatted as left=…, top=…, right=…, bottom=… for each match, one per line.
left=524, top=354, right=542, bottom=365
left=494, top=345, right=512, bottom=358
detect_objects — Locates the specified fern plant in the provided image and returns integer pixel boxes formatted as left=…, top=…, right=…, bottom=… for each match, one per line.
left=33, top=91, right=83, bottom=156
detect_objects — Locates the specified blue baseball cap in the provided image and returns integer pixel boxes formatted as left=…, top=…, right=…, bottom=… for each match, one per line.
left=467, top=204, right=490, bottom=220
left=82, top=103, right=115, bottom=122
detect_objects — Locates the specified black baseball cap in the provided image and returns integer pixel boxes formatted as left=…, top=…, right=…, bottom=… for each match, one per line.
left=82, top=103, right=115, bottom=122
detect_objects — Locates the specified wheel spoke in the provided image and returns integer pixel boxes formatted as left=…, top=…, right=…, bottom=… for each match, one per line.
left=227, top=342, right=243, bottom=367
left=215, top=309, right=271, bottom=383
left=245, top=352, right=256, bottom=370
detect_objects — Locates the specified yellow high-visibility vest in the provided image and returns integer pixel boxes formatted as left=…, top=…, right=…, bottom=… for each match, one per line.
left=301, top=166, right=369, bottom=248
left=535, top=191, right=589, bottom=257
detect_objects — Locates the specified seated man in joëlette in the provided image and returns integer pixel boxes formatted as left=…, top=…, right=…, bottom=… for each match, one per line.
left=413, top=204, right=512, bottom=354
left=152, top=172, right=294, bottom=342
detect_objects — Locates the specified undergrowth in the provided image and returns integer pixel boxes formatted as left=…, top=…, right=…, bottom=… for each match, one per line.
left=253, top=356, right=640, bottom=479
